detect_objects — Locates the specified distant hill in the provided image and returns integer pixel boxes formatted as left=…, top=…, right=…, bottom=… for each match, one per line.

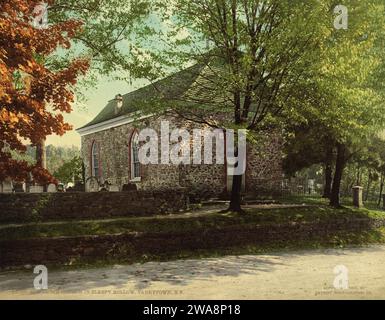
left=11, top=145, right=80, bottom=175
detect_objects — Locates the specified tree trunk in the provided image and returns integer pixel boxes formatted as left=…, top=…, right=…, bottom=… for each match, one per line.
left=226, top=129, right=244, bottom=213
left=365, top=171, right=371, bottom=202
left=330, top=143, right=347, bottom=208
left=378, top=172, right=384, bottom=207
left=35, top=139, right=46, bottom=169
left=322, top=146, right=333, bottom=199
left=228, top=173, right=243, bottom=212
left=347, top=181, right=354, bottom=195
left=356, top=166, right=360, bottom=185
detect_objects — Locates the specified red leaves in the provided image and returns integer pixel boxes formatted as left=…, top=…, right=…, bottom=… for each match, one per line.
left=0, top=157, right=57, bottom=184
left=0, top=0, right=89, bottom=184
left=31, top=165, right=58, bottom=185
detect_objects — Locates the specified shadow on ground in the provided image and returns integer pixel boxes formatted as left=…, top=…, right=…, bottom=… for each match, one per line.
left=0, top=254, right=285, bottom=293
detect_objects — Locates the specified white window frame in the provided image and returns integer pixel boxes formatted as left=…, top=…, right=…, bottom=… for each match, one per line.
left=91, top=141, right=100, bottom=178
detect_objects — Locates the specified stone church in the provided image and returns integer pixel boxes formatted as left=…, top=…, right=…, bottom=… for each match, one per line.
left=77, top=64, right=283, bottom=198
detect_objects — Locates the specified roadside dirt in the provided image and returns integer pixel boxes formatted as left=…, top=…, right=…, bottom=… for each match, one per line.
left=0, top=245, right=384, bottom=300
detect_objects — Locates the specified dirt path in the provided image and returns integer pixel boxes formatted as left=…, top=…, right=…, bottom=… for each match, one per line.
left=1, top=245, right=384, bottom=300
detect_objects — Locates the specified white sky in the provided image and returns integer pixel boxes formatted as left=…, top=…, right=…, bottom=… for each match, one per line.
left=45, top=10, right=190, bottom=148
left=46, top=77, right=146, bottom=148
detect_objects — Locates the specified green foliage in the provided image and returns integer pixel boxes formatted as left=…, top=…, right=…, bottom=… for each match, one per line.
left=46, top=0, right=161, bottom=91
left=53, top=156, right=83, bottom=184
left=1, top=202, right=383, bottom=241
left=143, top=0, right=334, bottom=131
left=43, top=1, right=385, bottom=207
left=11, top=145, right=81, bottom=181
left=10, top=148, right=35, bottom=166
left=306, top=0, right=385, bottom=144
left=283, top=121, right=334, bottom=175
left=46, top=145, right=80, bottom=175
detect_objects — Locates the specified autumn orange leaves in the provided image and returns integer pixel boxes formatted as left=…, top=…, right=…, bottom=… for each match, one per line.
left=0, top=0, right=89, bottom=183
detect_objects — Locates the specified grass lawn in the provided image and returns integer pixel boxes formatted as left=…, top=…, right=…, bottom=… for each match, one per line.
left=1, top=195, right=385, bottom=269
left=0, top=195, right=384, bottom=241
left=280, top=194, right=385, bottom=219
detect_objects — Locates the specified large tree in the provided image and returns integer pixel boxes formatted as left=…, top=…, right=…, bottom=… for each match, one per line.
left=274, top=0, right=385, bottom=207
left=1, top=0, right=163, bottom=184
left=0, top=0, right=89, bottom=183
left=283, top=121, right=336, bottom=199
left=312, top=1, right=385, bottom=207
left=139, top=0, right=332, bottom=211
left=46, top=0, right=161, bottom=89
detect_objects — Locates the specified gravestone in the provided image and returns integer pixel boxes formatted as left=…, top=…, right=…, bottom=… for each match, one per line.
left=85, top=177, right=99, bottom=192
left=1, top=180, right=13, bottom=193
left=307, top=179, right=315, bottom=194
left=108, top=185, right=120, bottom=192
left=13, top=183, right=25, bottom=193
left=29, top=185, right=44, bottom=193
left=47, top=184, right=57, bottom=193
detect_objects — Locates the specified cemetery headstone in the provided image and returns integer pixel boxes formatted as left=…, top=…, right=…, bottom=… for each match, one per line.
left=13, top=183, right=25, bottom=193
left=29, top=185, right=44, bottom=193
left=47, top=183, right=57, bottom=193
left=108, top=185, right=120, bottom=192
left=85, top=177, right=99, bottom=192
left=1, top=180, right=13, bottom=193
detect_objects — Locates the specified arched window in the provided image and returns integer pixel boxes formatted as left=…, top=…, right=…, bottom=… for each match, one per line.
left=130, top=132, right=141, bottom=180
left=91, top=141, right=100, bottom=178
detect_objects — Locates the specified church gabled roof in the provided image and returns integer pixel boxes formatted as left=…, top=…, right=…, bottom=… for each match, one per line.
left=78, top=63, right=206, bottom=129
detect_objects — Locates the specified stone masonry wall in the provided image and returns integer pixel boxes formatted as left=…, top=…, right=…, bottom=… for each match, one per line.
left=0, top=191, right=188, bottom=224
left=1, top=217, right=384, bottom=269
left=245, top=131, right=283, bottom=197
left=81, top=115, right=183, bottom=191
left=81, top=115, right=283, bottom=197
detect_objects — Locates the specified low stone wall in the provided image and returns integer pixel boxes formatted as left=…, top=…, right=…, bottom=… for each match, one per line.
left=1, top=218, right=384, bottom=269
left=0, top=190, right=188, bottom=223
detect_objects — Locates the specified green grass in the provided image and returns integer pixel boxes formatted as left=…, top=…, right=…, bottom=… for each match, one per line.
left=1, top=198, right=384, bottom=241
left=280, top=194, right=385, bottom=218
left=2, top=195, right=385, bottom=270
left=279, top=194, right=330, bottom=205
left=150, top=227, right=385, bottom=261
left=51, top=226, right=385, bottom=271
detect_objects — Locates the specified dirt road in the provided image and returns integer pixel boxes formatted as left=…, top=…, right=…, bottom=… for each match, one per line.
left=0, top=245, right=384, bottom=299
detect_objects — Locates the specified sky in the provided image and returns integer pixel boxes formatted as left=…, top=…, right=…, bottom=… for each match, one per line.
left=44, top=7, right=194, bottom=149
left=45, top=77, right=147, bottom=148
left=45, top=12, right=180, bottom=149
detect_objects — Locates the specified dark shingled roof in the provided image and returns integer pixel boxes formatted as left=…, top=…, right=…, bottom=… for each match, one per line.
left=79, top=63, right=205, bottom=129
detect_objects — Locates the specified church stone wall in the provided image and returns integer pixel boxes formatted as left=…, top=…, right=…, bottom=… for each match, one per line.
left=245, top=132, right=283, bottom=197
left=81, top=116, right=283, bottom=197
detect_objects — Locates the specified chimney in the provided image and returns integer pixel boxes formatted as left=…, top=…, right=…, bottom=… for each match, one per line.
left=114, top=94, right=123, bottom=114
